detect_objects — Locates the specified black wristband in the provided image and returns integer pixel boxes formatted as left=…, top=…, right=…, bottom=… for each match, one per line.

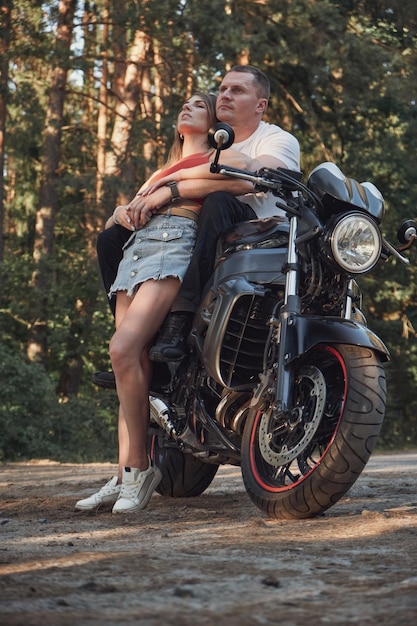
left=166, top=181, right=181, bottom=203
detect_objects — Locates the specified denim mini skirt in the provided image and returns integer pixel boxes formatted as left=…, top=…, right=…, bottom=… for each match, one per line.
left=109, top=214, right=198, bottom=298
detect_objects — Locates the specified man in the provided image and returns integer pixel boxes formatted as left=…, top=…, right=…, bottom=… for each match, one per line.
left=96, top=65, right=300, bottom=371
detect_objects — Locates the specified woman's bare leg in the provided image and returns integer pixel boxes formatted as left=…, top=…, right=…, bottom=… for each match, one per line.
left=113, top=284, right=165, bottom=481
left=110, top=278, right=181, bottom=471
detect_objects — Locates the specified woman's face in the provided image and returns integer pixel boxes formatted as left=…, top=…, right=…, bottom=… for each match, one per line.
left=177, top=96, right=212, bottom=136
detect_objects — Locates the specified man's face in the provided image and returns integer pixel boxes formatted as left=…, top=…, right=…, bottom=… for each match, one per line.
left=216, top=71, right=267, bottom=127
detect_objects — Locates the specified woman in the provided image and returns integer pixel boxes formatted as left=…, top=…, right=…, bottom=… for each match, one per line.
left=76, top=93, right=253, bottom=514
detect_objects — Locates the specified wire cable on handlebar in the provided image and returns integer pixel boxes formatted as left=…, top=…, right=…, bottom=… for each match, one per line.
left=216, top=164, right=324, bottom=212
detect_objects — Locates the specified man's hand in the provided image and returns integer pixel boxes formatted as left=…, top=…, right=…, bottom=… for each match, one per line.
left=138, top=174, right=177, bottom=197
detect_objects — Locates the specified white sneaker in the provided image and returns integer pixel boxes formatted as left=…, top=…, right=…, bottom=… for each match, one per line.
left=112, top=461, right=162, bottom=514
left=75, top=476, right=121, bottom=511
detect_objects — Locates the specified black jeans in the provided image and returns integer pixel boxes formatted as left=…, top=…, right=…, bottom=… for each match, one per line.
left=96, top=192, right=256, bottom=316
left=96, top=223, right=131, bottom=316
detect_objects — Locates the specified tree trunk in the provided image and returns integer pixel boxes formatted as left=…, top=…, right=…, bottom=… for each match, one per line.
left=0, top=0, right=12, bottom=307
left=96, top=1, right=109, bottom=212
left=105, top=28, right=152, bottom=207
left=56, top=1, right=103, bottom=397
left=27, top=0, right=76, bottom=362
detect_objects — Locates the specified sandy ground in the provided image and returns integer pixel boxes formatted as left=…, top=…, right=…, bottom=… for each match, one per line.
left=1, top=452, right=417, bottom=626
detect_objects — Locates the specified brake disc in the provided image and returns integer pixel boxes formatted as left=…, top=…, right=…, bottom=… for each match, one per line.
left=258, top=365, right=326, bottom=465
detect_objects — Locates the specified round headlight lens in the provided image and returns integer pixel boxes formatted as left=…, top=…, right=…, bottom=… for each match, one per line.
left=330, top=214, right=381, bottom=273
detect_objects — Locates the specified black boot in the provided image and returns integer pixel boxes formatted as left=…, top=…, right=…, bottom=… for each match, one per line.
left=92, top=371, right=116, bottom=389
left=149, top=312, right=193, bottom=362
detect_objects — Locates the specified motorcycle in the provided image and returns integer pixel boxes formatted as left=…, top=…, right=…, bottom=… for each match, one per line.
left=120, top=123, right=417, bottom=519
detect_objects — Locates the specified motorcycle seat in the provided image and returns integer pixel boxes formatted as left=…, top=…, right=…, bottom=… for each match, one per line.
left=217, top=217, right=289, bottom=255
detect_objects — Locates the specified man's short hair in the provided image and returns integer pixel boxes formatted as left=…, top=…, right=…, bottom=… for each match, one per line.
left=228, top=65, right=270, bottom=101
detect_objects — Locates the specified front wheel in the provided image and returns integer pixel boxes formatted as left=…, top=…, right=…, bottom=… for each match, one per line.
left=241, top=344, right=386, bottom=520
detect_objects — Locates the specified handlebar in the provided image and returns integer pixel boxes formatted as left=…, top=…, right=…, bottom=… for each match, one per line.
left=210, top=162, right=304, bottom=195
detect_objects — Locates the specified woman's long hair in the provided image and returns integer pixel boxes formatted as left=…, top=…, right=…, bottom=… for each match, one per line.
left=165, top=92, right=218, bottom=166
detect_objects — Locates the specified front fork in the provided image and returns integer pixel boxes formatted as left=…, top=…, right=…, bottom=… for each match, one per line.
left=249, top=215, right=301, bottom=415
left=250, top=217, right=365, bottom=416
left=253, top=216, right=358, bottom=415
left=272, top=215, right=300, bottom=414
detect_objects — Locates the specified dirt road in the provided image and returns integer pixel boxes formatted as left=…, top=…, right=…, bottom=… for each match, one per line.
left=1, top=453, right=417, bottom=625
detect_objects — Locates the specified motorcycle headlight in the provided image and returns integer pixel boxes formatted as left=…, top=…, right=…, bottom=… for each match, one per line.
left=329, top=213, right=382, bottom=273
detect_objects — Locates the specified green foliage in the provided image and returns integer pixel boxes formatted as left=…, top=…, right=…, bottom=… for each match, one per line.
left=0, top=344, right=118, bottom=462
left=0, top=344, right=57, bottom=461
left=2, top=0, right=417, bottom=459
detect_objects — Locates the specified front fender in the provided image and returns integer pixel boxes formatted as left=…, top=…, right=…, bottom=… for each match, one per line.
left=285, top=314, right=390, bottom=362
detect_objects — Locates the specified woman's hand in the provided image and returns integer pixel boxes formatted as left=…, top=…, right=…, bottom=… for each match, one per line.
left=127, top=186, right=171, bottom=229
left=107, top=205, right=135, bottom=231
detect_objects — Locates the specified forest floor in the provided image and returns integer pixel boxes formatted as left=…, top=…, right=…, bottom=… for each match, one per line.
left=1, top=452, right=417, bottom=626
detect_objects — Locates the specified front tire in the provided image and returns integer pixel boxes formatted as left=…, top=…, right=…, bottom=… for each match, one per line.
left=241, top=344, right=386, bottom=519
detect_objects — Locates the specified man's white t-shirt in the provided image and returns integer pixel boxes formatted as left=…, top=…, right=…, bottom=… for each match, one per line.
left=233, top=120, right=300, bottom=219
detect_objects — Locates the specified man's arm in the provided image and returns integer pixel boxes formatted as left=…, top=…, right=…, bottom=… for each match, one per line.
left=139, top=148, right=255, bottom=196
left=252, top=154, right=290, bottom=170
left=251, top=127, right=300, bottom=171
left=176, top=176, right=253, bottom=200
left=120, top=176, right=253, bottom=230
